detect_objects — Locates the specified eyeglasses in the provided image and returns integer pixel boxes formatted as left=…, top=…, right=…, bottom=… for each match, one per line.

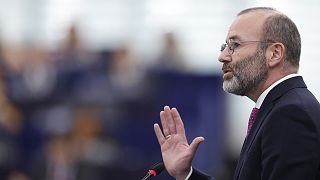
left=221, top=40, right=273, bottom=55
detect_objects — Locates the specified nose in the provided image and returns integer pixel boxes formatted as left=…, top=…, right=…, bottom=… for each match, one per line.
left=218, top=48, right=232, bottom=63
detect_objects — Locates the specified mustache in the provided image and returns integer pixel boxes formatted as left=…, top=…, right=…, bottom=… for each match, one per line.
left=222, top=63, right=234, bottom=71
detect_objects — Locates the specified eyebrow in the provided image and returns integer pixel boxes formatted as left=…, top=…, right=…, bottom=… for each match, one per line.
left=226, top=35, right=241, bottom=42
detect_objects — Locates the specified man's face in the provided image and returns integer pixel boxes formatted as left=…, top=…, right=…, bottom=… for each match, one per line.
left=222, top=46, right=268, bottom=96
left=219, top=12, right=269, bottom=96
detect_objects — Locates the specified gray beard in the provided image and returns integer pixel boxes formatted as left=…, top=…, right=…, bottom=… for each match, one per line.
left=223, top=49, right=267, bottom=96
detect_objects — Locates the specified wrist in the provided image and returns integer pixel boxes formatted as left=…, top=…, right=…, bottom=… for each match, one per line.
left=175, top=166, right=192, bottom=180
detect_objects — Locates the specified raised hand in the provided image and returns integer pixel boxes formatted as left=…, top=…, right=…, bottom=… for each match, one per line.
left=154, top=106, right=204, bottom=180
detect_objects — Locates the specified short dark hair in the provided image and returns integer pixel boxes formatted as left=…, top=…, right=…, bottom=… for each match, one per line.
left=238, top=7, right=301, bottom=68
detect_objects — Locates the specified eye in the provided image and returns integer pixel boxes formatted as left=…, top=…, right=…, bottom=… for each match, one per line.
left=230, top=42, right=240, bottom=50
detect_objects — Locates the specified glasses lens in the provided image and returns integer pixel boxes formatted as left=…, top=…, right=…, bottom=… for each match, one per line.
left=221, top=43, right=226, bottom=52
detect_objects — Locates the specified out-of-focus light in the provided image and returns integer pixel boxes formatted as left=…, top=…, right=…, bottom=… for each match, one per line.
left=145, top=0, right=188, bottom=29
left=252, top=0, right=291, bottom=14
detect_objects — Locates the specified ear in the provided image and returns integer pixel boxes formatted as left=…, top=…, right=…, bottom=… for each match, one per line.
left=265, top=43, right=285, bottom=68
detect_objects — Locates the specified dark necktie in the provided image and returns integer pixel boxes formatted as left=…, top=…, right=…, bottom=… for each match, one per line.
left=247, top=108, right=259, bottom=136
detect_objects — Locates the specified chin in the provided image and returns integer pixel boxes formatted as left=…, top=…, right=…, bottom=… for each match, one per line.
left=223, top=81, right=246, bottom=96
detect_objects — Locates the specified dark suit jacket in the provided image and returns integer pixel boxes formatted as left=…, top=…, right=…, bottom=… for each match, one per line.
left=189, top=76, right=320, bottom=180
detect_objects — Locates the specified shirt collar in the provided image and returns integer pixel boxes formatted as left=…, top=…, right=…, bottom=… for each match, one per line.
left=255, top=74, right=300, bottom=109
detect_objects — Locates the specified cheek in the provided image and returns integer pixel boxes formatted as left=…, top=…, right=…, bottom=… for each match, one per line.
left=233, top=55, right=259, bottom=77
left=232, top=59, right=248, bottom=74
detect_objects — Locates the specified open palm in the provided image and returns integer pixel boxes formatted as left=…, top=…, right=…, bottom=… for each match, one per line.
left=154, top=106, right=204, bottom=180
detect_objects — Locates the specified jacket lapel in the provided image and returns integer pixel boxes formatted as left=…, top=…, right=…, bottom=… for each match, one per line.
left=233, top=100, right=274, bottom=180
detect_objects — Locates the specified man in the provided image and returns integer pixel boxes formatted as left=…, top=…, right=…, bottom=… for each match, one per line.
left=154, top=7, right=320, bottom=180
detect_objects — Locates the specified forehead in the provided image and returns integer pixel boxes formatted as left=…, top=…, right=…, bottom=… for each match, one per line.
left=226, top=11, right=269, bottom=41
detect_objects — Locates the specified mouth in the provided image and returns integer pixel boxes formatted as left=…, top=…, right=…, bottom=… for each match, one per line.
left=222, top=67, right=233, bottom=79
left=222, top=68, right=232, bottom=74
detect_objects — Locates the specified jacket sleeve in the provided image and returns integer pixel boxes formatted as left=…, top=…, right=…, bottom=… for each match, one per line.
left=261, top=104, right=320, bottom=180
left=189, top=168, right=215, bottom=180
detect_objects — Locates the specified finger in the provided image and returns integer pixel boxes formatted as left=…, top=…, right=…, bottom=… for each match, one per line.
left=154, top=123, right=166, bottom=145
left=164, top=106, right=176, bottom=134
left=160, top=110, right=170, bottom=137
left=171, top=108, right=185, bottom=135
left=189, top=137, right=205, bottom=155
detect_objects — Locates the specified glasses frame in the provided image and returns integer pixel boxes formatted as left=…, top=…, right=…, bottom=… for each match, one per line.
left=221, top=40, right=274, bottom=55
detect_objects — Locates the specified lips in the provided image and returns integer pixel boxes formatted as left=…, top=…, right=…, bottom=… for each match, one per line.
left=223, top=68, right=232, bottom=74
left=222, top=65, right=233, bottom=79
left=222, top=65, right=233, bottom=74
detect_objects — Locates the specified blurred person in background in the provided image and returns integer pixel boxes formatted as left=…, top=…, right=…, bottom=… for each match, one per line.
left=51, top=23, right=98, bottom=71
left=69, top=106, right=120, bottom=180
left=0, top=42, right=29, bottom=180
left=152, top=32, right=187, bottom=73
left=31, top=106, right=120, bottom=180
left=19, top=46, right=56, bottom=101
left=108, top=45, right=147, bottom=100
left=1, top=42, right=57, bottom=102
left=31, top=135, right=74, bottom=180
left=154, top=7, right=320, bottom=180
left=52, top=23, right=84, bottom=66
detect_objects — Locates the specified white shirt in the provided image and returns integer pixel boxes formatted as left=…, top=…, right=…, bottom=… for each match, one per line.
left=255, top=73, right=300, bottom=108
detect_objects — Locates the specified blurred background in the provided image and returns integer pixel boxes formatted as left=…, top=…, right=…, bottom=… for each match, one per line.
left=0, top=0, right=319, bottom=179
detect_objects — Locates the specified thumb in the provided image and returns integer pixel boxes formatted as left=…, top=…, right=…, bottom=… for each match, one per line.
left=189, top=137, right=205, bottom=155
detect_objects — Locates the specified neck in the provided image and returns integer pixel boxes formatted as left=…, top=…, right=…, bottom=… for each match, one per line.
left=246, top=81, right=266, bottom=102
left=246, top=68, right=297, bottom=102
